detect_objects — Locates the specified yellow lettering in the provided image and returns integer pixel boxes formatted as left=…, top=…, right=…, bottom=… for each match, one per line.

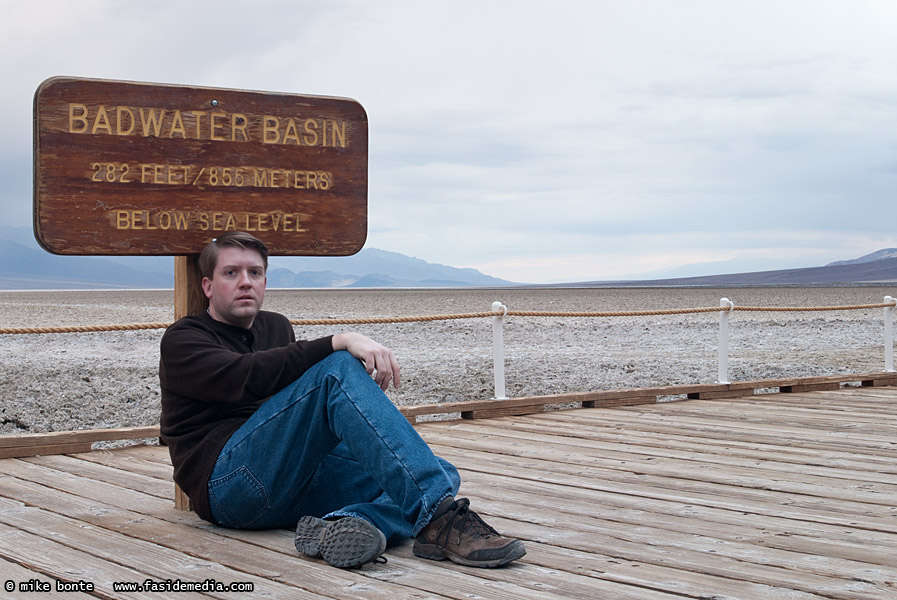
left=263, top=116, right=280, bottom=144
left=210, top=111, right=226, bottom=141
left=138, top=108, right=166, bottom=137
left=168, top=110, right=187, bottom=138
left=331, top=121, right=346, bottom=147
left=306, top=172, right=318, bottom=190
left=69, top=103, right=89, bottom=133
left=282, top=214, right=293, bottom=230
left=270, top=213, right=283, bottom=231
left=293, top=171, right=306, bottom=189
left=159, top=211, right=172, bottom=230
left=115, top=210, right=130, bottom=229
left=115, top=107, right=135, bottom=135
left=231, top=113, right=249, bottom=141
left=198, top=212, right=210, bottom=231
left=303, top=118, right=319, bottom=146
left=282, top=118, right=300, bottom=145
left=173, top=211, right=189, bottom=230
left=212, top=212, right=225, bottom=230
left=253, top=168, right=268, bottom=187
left=225, top=213, right=237, bottom=230
left=91, top=105, right=113, bottom=135
left=189, top=111, right=205, bottom=139
left=257, top=213, right=269, bottom=231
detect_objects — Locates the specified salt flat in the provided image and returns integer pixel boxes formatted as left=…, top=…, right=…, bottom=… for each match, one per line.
left=1, top=286, right=894, bottom=435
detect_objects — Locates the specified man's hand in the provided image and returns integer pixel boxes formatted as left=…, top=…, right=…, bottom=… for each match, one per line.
left=332, top=332, right=401, bottom=391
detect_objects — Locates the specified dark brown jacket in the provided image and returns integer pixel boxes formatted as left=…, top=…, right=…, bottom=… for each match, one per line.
left=159, top=310, right=333, bottom=522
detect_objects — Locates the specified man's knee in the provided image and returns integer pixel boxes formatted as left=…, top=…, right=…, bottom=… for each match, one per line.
left=325, top=350, right=374, bottom=380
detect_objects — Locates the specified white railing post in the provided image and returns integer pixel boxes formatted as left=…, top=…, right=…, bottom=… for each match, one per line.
left=885, top=296, right=895, bottom=372
left=718, top=298, right=734, bottom=384
left=492, top=301, right=508, bottom=399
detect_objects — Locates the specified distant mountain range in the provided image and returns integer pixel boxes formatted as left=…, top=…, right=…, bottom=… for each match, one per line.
left=1, top=225, right=895, bottom=288
left=0, top=226, right=512, bottom=289
left=574, top=248, right=897, bottom=287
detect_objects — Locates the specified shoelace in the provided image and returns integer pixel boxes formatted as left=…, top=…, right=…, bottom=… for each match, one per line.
left=435, top=498, right=500, bottom=547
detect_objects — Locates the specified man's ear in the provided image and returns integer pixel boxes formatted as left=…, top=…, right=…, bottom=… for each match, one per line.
left=201, top=277, right=213, bottom=299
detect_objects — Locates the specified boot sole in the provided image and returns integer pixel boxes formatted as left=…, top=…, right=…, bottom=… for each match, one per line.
left=413, top=539, right=526, bottom=568
left=295, top=516, right=386, bottom=568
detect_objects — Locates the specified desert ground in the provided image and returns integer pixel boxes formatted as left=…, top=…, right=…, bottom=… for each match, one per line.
left=1, top=286, right=894, bottom=435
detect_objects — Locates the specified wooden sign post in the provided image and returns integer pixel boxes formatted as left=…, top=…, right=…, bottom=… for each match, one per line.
left=34, top=77, right=369, bottom=510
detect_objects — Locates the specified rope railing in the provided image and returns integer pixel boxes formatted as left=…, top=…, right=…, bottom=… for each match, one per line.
left=732, top=302, right=895, bottom=312
left=0, top=322, right=173, bottom=335
left=1, top=296, right=893, bottom=395
left=1, top=300, right=893, bottom=335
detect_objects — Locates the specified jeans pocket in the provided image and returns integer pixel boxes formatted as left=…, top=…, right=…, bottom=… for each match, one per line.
left=208, top=465, right=271, bottom=529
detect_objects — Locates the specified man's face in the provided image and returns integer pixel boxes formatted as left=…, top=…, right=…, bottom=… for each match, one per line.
left=202, top=246, right=266, bottom=329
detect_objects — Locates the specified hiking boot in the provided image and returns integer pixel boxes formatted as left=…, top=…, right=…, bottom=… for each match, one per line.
left=413, top=498, right=526, bottom=568
left=295, top=515, right=386, bottom=568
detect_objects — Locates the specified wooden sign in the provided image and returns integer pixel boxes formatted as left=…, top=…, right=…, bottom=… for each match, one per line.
left=34, top=77, right=368, bottom=256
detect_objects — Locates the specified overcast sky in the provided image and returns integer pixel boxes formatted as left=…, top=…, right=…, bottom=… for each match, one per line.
left=2, top=0, right=895, bottom=283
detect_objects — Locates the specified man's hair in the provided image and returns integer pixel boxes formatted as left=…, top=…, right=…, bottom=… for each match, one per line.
left=199, top=232, right=269, bottom=279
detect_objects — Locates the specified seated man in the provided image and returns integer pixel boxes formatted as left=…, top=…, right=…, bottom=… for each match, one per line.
left=159, top=231, right=525, bottom=569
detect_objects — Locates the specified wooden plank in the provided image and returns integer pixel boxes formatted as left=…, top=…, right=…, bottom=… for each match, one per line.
left=0, top=500, right=312, bottom=599
left=597, top=410, right=896, bottom=455
left=458, top=469, right=897, bottom=564
left=614, top=401, right=897, bottom=441
left=688, top=388, right=754, bottom=399
left=460, top=490, right=896, bottom=600
left=583, top=395, right=660, bottom=408
left=419, top=427, right=897, bottom=507
left=1, top=466, right=679, bottom=600
left=462, top=405, right=545, bottom=419
left=0, top=387, right=895, bottom=600
left=0, top=553, right=95, bottom=599
left=0, top=468, right=482, bottom=600
left=498, top=411, right=897, bottom=475
left=863, top=375, right=897, bottom=387
left=0, top=454, right=699, bottom=599
left=423, top=438, right=897, bottom=528
left=781, top=383, right=842, bottom=393
left=23, top=454, right=174, bottom=499
left=70, top=447, right=176, bottom=480
left=400, top=383, right=727, bottom=419
left=0, top=442, right=92, bottom=459
left=437, top=418, right=897, bottom=485
left=507, top=540, right=828, bottom=600
left=0, top=522, right=200, bottom=600
left=0, top=426, right=160, bottom=449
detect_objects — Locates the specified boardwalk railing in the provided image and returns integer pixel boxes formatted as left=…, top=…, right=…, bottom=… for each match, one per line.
left=1, top=296, right=895, bottom=402
left=0, top=295, right=896, bottom=459
left=488, top=296, right=896, bottom=398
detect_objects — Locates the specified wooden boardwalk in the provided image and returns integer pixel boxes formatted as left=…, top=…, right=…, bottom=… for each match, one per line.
left=1, top=386, right=896, bottom=599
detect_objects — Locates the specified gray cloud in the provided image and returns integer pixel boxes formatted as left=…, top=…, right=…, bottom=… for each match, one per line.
left=4, top=0, right=896, bottom=283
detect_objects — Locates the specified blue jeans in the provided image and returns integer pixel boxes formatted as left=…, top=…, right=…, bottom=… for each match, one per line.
left=207, top=351, right=460, bottom=544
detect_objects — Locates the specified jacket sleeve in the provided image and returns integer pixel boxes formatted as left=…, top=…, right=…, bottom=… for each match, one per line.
left=159, top=319, right=334, bottom=405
